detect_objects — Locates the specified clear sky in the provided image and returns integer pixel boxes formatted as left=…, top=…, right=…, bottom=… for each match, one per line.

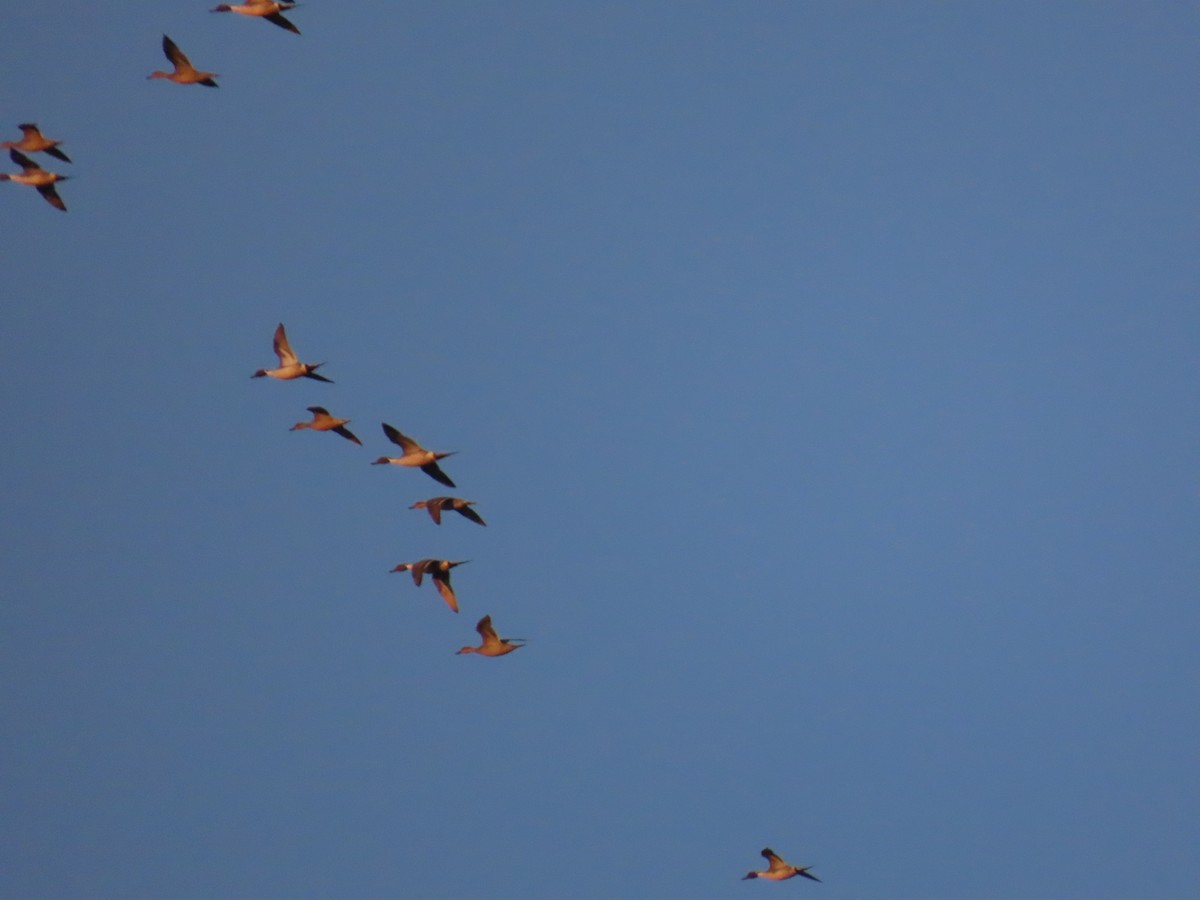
left=3, top=3, right=1198, bottom=898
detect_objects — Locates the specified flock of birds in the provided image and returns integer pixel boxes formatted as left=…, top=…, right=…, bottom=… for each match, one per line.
left=9, top=0, right=824, bottom=886
left=253, top=322, right=524, bottom=658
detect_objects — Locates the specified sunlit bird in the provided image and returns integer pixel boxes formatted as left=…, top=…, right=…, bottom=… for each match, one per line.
left=390, top=559, right=468, bottom=613
left=252, top=323, right=333, bottom=382
left=457, top=615, right=525, bottom=657
left=148, top=35, right=219, bottom=87
left=409, top=496, right=486, bottom=527
left=742, top=848, right=821, bottom=883
left=372, top=424, right=457, bottom=487
left=291, top=406, right=361, bottom=445
left=211, top=1, right=301, bottom=35
left=2, top=124, right=71, bottom=163
left=1, top=149, right=69, bottom=211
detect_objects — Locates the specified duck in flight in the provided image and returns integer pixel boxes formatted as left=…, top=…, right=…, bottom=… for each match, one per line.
left=372, top=424, right=457, bottom=487
left=252, top=323, right=332, bottom=382
left=211, top=1, right=301, bottom=35
left=148, top=35, right=219, bottom=87
left=409, top=497, right=486, bottom=527
left=390, top=559, right=468, bottom=613
left=1, top=149, right=69, bottom=211
left=2, top=124, right=71, bottom=163
left=742, top=848, right=821, bottom=883
left=291, top=407, right=361, bottom=445
left=457, top=615, right=525, bottom=657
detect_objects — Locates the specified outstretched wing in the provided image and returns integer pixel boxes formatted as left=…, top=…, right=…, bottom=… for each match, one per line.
left=162, top=34, right=191, bottom=69
left=381, top=423, right=420, bottom=453
left=332, top=425, right=361, bottom=445
left=433, top=573, right=460, bottom=613
left=273, top=322, right=297, bottom=365
left=421, top=462, right=456, bottom=488
left=265, top=11, right=300, bottom=33
left=9, top=149, right=41, bottom=173
left=37, top=183, right=66, bottom=211
left=456, top=505, right=486, bottom=527
left=476, top=615, right=499, bottom=645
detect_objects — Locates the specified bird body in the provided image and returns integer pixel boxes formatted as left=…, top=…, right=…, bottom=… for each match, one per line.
left=742, top=848, right=821, bottom=883
left=372, top=424, right=457, bottom=487
left=252, top=323, right=332, bottom=382
left=148, top=35, right=219, bottom=87
left=291, top=406, right=361, bottom=445
left=211, top=1, right=301, bottom=34
left=2, top=124, right=71, bottom=163
left=1, top=149, right=68, bottom=210
left=457, top=615, right=525, bottom=657
left=390, top=559, right=468, bottom=612
left=410, top=497, right=486, bottom=527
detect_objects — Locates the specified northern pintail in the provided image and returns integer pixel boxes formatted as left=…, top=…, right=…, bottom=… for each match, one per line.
left=291, top=406, right=361, bottom=445
left=457, top=615, right=525, bottom=657
left=252, top=323, right=332, bottom=382
left=372, top=424, right=456, bottom=487
left=2, top=124, right=71, bottom=163
left=390, top=559, right=468, bottom=613
left=148, top=35, right=219, bottom=87
left=1, top=149, right=68, bottom=211
left=211, top=1, right=300, bottom=34
left=409, top=497, right=486, bottom=527
left=742, top=848, right=821, bottom=883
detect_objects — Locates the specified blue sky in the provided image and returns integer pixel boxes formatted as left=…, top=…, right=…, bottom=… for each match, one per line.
left=3, top=3, right=1198, bottom=898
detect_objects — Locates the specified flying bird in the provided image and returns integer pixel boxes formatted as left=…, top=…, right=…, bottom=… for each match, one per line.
left=742, top=848, right=821, bottom=883
left=372, top=424, right=457, bottom=487
left=148, top=35, right=219, bottom=87
left=390, top=559, right=468, bottom=613
left=290, top=407, right=361, bottom=445
left=457, top=615, right=525, bottom=657
left=409, top=497, right=486, bottom=527
left=252, top=323, right=332, bottom=382
left=211, top=1, right=301, bottom=34
left=2, top=124, right=71, bottom=163
left=1, top=149, right=69, bottom=211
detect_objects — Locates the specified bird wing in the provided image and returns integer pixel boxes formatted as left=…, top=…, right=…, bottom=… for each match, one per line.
left=433, top=573, right=459, bottom=613
left=799, top=869, right=821, bottom=883
left=476, top=615, right=499, bottom=645
left=162, top=35, right=191, bottom=69
left=44, top=145, right=71, bottom=163
left=37, top=183, right=66, bottom=211
left=18, top=123, right=40, bottom=137
left=425, top=499, right=445, bottom=525
left=457, top=505, right=486, bottom=527
left=411, top=559, right=435, bottom=586
left=381, top=423, right=420, bottom=453
left=307, top=406, right=331, bottom=417
left=273, top=322, right=297, bottom=365
left=762, top=849, right=787, bottom=872
left=9, top=149, right=41, bottom=173
left=421, top=462, right=456, bottom=488
left=332, top=425, right=361, bottom=445
left=264, top=11, right=300, bottom=33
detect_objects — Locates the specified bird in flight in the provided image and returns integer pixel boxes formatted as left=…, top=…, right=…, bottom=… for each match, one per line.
left=390, top=559, right=469, bottom=613
left=2, top=124, right=71, bottom=163
left=409, top=497, right=486, bottom=527
left=372, top=424, right=457, bottom=487
left=456, top=615, right=525, bottom=657
left=1, top=149, right=69, bottom=211
left=148, top=35, right=219, bottom=87
left=742, top=848, right=821, bottom=883
left=211, top=1, right=301, bottom=35
left=252, top=323, right=333, bottom=382
left=290, top=406, right=361, bottom=445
